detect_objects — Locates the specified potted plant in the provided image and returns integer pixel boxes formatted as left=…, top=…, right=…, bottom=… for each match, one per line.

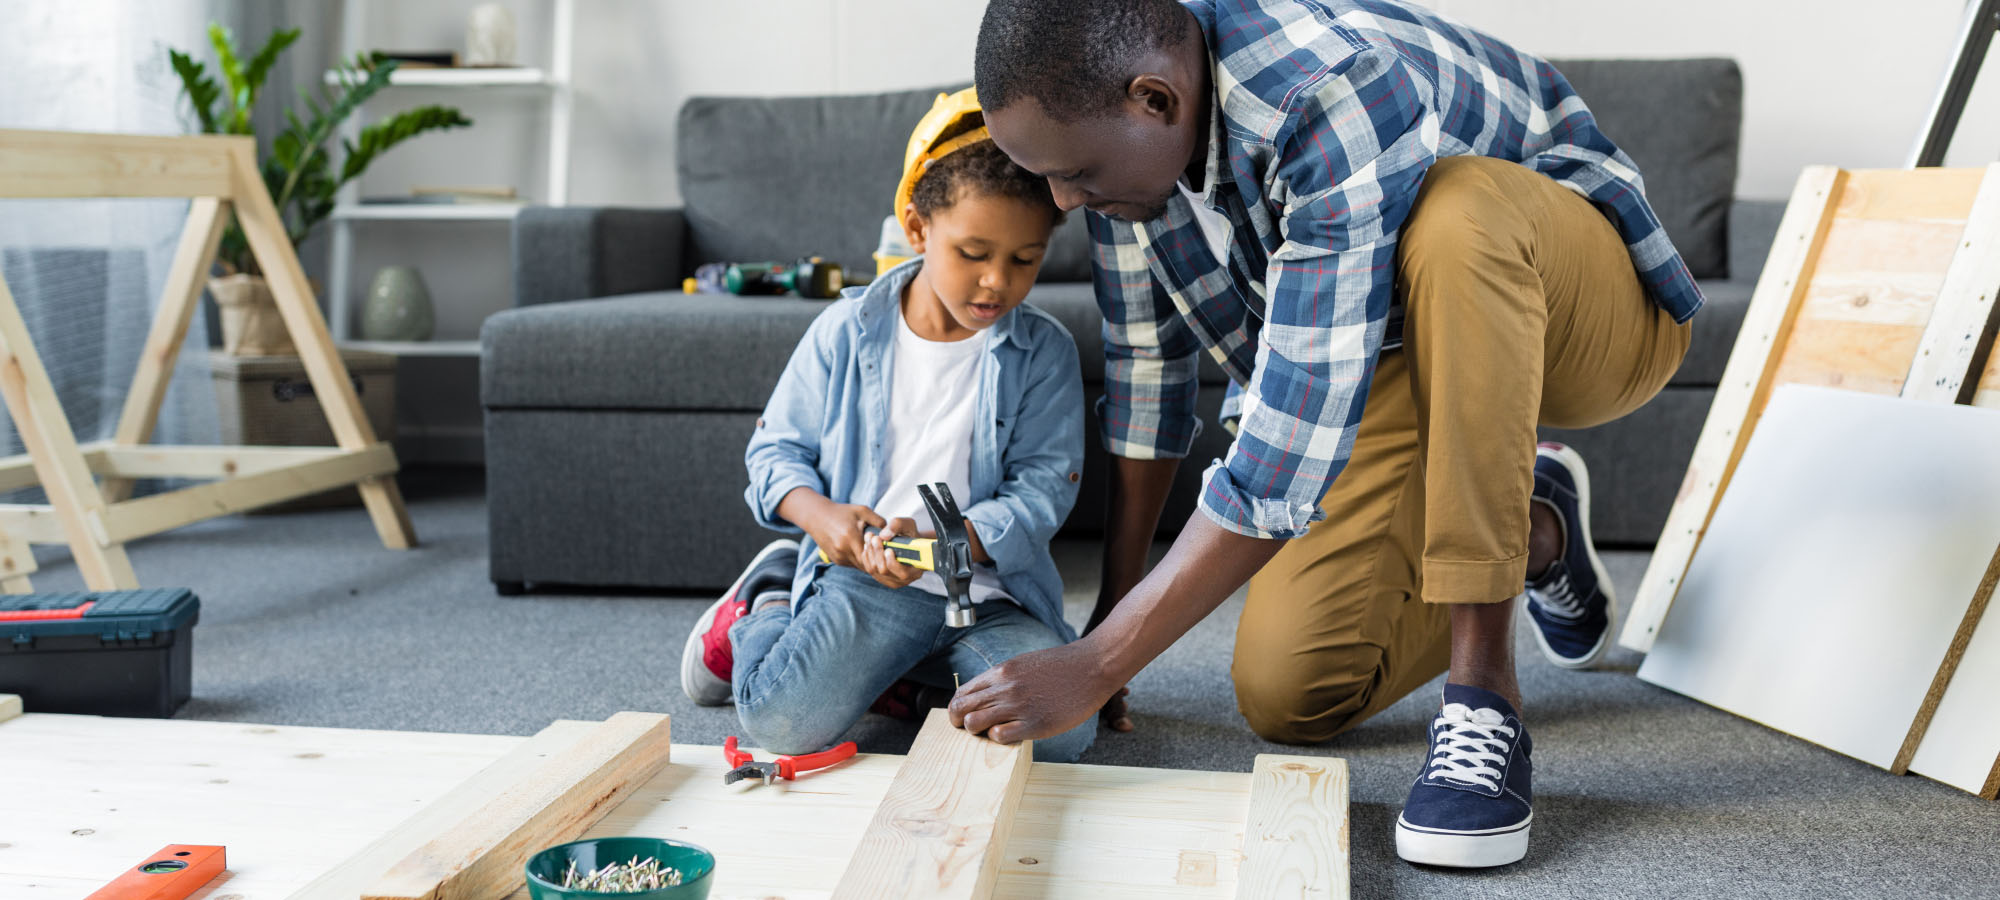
left=169, top=25, right=471, bottom=356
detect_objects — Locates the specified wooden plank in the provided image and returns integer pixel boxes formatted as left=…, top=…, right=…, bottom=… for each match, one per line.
left=227, top=143, right=417, bottom=551
left=99, top=443, right=398, bottom=544
left=0, top=505, right=75, bottom=545
left=1235, top=755, right=1349, bottom=900
left=293, top=720, right=598, bottom=900
left=0, top=695, right=19, bottom=724
left=1906, top=164, right=2000, bottom=405
left=832, top=709, right=1033, bottom=900
left=1978, top=349, right=2000, bottom=409
left=0, top=714, right=520, bottom=900
left=102, top=196, right=231, bottom=503
left=0, top=129, right=240, bottom=199
left=0, top=523, right=37, bottom=593
left=1638, top=386, right=2000, bottom=775
left=97, top=444, right=352, bottom=480
left=364, top=711, right=673, bottom=900
left=1623, top=166, right=1846, bottom=652
left=0, top=272, right=138, bottom=588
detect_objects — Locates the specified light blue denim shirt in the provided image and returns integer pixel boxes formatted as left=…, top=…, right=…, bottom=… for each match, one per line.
left=743, top=259, right=1086, bottom=642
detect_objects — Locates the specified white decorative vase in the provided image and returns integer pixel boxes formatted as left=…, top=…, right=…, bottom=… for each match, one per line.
left=465, top=3, right=518, bottom=67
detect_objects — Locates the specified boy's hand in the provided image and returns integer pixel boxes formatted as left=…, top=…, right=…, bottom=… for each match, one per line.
left=798, top=497, right=887, bottom=568
left=858, top=516, right=924, bottom=590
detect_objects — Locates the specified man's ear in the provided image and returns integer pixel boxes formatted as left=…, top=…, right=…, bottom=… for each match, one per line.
left=901, top=203, right=929, bottom=253
left=1126, top=73, right=1185, bottom=125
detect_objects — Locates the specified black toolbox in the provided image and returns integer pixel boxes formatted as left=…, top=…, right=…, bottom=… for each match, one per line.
left=0, top=588, right=199, bottom=717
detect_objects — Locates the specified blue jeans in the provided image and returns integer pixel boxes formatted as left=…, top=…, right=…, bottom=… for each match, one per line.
left=730, top=566, right=1096, bottom=763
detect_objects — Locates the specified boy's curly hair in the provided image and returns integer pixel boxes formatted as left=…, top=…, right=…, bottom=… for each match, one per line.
left=909, top=138, right=1064, bottom=227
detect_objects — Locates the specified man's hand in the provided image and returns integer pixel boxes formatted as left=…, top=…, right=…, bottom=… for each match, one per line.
left=948, top=639, right=1120, bottom=744
left=857, top=516, right=924, bottom=590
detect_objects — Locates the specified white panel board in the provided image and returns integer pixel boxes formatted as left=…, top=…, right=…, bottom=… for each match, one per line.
left=1639, top=385, right=2000, bottom=771
left=1910, top=595, right=2000, bottom=796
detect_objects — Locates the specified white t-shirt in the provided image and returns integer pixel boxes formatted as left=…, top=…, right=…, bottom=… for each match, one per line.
left=875, top=306, right=1009, bottom=603
left=1179, top=178, right=1233, bottom=262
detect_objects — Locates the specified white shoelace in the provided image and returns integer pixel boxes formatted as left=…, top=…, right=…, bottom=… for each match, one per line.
left=1528, top=567, right=1585, bottom=620
left=1425, top=703, right=1516, bottom=791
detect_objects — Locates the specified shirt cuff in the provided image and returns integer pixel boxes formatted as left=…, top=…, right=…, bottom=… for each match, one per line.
left=749, top=466, right=820, bottom=533
left=1094, top=395, right=1202, bottom=460
left=1195, top=459, right=1324, bottom=540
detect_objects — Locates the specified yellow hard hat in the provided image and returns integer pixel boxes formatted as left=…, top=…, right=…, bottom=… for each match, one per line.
left=894, top=87, right=990, bottom=220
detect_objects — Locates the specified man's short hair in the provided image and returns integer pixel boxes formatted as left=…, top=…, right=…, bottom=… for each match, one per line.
left=975, top=0, right=1193, bottom=121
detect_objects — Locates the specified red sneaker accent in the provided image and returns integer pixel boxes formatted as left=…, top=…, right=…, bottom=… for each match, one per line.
left=700, top=593, right=751, bottom=681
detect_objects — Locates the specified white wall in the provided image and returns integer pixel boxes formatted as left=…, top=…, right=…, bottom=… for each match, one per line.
left=341, top=0, right=2000, bottom=342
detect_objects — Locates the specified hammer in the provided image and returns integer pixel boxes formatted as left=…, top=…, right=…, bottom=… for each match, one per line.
left=816, top=482, right=977, bottom=627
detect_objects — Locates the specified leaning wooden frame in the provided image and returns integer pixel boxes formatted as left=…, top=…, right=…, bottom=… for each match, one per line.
left=0, top=129, right=415, bottom=592
left=1623, top=164, right=2000, bottom=656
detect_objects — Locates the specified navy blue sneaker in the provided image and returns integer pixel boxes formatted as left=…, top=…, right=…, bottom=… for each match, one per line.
left=1523, top=442, right=1615, bottom=669
left=1396, top=684, right=1533, bottom=867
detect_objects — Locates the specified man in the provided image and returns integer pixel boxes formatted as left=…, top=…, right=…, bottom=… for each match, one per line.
left=949, top=0, right=1699, bottom=868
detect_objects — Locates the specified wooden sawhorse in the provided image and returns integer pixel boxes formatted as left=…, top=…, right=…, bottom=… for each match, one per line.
left=0, top=129, right=415, bottom=591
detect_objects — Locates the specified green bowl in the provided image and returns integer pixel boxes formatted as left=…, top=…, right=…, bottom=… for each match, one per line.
left=524, top=837, right=715, bottom=900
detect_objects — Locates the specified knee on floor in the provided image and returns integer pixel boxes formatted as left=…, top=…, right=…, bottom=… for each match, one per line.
left=1232, top=650, right=1387, bottom=745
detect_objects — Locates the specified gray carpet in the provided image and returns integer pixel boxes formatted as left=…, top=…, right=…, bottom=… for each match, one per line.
left=22, top=469, right=2000, bottom=898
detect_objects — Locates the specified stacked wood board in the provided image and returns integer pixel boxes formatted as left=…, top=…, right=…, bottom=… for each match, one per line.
left=1625, top=164, right=2000, bottom=799
left=0, top=700, right=1350, bottom=899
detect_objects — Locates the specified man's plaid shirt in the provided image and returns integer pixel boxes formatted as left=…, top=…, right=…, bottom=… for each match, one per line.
left=1093, top=0, right=1704, bottom=539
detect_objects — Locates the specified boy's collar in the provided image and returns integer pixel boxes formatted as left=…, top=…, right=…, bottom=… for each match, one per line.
left=855, top=257, right=1029, bottom=349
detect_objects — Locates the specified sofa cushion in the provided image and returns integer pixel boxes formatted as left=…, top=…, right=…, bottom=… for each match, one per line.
left=680, top=84, right=1096, bottom=283
left=1550, top=58, right=1742, bottom=280
left=483, top=294, right=830, bottom=411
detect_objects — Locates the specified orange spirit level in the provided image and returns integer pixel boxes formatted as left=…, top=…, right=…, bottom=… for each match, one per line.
left=85, top=845, right=224, bottom=900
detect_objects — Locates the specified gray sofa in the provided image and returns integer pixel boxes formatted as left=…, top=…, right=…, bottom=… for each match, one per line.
left=486, top=58, right=1768, bottom=592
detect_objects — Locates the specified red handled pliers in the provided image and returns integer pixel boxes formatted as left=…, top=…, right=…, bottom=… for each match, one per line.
left=722, top=736, right=858, bottom=786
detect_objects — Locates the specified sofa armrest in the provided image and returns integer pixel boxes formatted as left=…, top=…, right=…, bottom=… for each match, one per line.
left=511, top=206, right=687, bottom=307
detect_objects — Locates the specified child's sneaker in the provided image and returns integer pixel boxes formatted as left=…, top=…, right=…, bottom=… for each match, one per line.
left=1523, top=442, right=1616, bottom=669
left=1396, top=684, right=1533, bottom=868
left=680, top=539, right=798, bottom=706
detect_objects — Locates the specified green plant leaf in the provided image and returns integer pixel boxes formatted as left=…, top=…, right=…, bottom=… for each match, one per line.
left=206, top=23, right=255, bottom=135
left=243, top=27, right=300, bottom=101
left=339, top=105, right=473, bottom=184
left=167, top=49, right=221, bottom=134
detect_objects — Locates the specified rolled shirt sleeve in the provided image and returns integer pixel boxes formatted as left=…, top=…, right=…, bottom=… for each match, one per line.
left=1199, top=47, right=1439, bottom=540
left=1090, top=208, right=1205, bottom=461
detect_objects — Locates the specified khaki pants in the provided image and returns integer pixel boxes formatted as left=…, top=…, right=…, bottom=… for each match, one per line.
left=1231, top=156, right=1692, bottom=743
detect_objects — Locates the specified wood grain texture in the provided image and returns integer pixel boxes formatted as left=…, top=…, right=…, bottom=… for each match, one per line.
left=100, top=442, right=398, bottom=543
left=1625, top=166, right=1997, bottom=653
left=0, top=270, right=138, bottom=588
left=295, top=720, right=597, bottom=900
left=101, top=196, right=230, bottom=504
left=0, top=714, right=519, bottom=900
left=1903, top=164, right=2000, bottom=405
left=0, top=129, right=239, bottom=199
left=225, top=142, right=417, bottom=550
left=363, top=711, right=672, bottom=900
left=832, top=709, right=1032, bottom=900
left=1623, top=166, right=1846, bottom=652
left=1236, top=755, right=1349, bottom=900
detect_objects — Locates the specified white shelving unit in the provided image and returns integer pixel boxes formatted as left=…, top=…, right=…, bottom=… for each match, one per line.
left=326, top=0, right=574, bottom=353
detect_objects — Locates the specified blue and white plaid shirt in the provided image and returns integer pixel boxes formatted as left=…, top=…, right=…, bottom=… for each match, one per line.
left=1095, top=0, right=1704, bottom=539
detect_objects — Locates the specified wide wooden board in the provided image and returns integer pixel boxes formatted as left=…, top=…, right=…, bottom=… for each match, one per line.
left=0, top=714, right=518, bottom=899
left=831, top=709, right=1032, bottom=900
left=1638, top=386, right=2000, bottom=781
left=1625, top=166, right=1998, bottom=652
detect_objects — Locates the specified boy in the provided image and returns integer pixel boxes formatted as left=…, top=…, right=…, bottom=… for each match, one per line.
left=679, top=90, right=1096, bottom=762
